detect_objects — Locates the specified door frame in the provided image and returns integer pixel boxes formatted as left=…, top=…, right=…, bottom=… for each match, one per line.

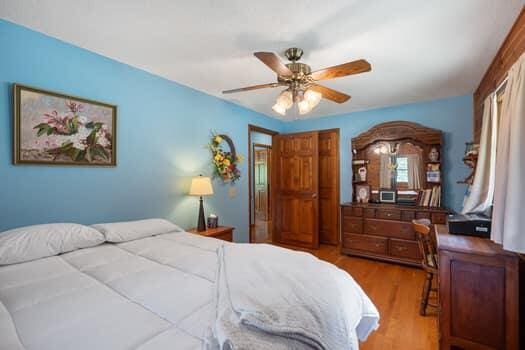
left=248, top=124, right=278, bottom=243
left=253, top=143, right=272, bottom=223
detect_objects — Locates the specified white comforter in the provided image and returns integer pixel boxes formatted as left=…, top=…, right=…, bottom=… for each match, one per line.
left=0, top=231, right=378, bottom=349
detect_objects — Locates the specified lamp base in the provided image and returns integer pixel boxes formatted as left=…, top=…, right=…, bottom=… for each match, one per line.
left=197, top=196, right=206, bottom=232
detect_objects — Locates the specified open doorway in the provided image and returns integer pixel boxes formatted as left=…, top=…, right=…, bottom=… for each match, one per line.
left=254, top=144, right=271, bottom=242
left=248, top=125, right=278, bottom=243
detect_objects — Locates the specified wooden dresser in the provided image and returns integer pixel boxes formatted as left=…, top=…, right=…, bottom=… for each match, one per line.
left=341, top=203, right=448, bottom=266
left=436, top=224, right=523, bottom=350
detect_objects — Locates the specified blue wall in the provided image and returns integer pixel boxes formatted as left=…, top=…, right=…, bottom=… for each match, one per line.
left=0, top=19, right=472, bottom=238
left=0, top=19, right=284, bottom=240
left=283, top=95, right=472, bottom=212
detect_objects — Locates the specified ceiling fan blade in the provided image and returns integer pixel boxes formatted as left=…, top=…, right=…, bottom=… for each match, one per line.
left=222, top=82, right=284, bottom=94
left=309, top=84, right=351, bottom=103
left=310, top=59, right=371, bottom=81
left=254, top=52, right=293, bottom=77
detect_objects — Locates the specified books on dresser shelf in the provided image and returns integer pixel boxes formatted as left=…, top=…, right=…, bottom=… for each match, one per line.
left=417, top=186, right=441, bottom=207
left=397, top=190, right=418, bottom=206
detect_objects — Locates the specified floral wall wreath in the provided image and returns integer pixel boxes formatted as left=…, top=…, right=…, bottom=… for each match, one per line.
left=208, top=132, right=243, bottom=184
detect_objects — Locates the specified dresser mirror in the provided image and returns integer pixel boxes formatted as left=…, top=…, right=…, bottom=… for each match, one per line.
left=351, top=121, right=443, bottom=206
left=365, top=141, right=425, bottom=191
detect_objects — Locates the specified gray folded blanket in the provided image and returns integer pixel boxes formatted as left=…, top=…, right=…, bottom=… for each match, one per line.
left=205, top=244, right=379, bottom=350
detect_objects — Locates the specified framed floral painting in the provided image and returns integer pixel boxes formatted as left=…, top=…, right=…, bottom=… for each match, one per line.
left=13, top=84, right=117, bottom=166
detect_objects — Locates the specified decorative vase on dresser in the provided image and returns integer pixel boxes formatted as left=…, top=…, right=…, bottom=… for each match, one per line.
left=341, top=121, right=449, bottom=266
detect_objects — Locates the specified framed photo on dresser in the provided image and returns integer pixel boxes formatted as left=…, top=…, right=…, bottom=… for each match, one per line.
left=355, top=184, right=370, bottom=203
left=13, top=84, right=117, bottom=166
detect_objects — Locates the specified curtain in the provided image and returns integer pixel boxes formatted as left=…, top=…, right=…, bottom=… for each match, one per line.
left=379, top=154, right=391, bottom=189
left=407, top=154, right=422, bottom=189
left=492, top=53, right=525, bottom=254
left=461, top=94, right=498, bottom=215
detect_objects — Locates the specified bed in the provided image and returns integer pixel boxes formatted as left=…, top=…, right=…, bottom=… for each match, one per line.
left=0, top=219, right=379, bottom=350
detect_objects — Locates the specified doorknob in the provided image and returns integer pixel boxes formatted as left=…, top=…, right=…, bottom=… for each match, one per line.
left=312, top=193, right=317, bottom=198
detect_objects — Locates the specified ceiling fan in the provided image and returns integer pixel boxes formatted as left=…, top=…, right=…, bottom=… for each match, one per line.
left=222, top=48, right=371, bottom=116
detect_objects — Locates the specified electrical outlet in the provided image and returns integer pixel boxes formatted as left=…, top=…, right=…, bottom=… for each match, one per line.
left=228, top=187, right=237, bottom=198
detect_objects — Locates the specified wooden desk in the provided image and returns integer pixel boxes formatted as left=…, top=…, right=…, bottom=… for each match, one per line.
left=435, top=224, right=522, bottom=350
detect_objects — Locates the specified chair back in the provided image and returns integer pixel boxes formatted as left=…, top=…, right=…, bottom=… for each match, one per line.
left=412, top=219, right=438, bottom=269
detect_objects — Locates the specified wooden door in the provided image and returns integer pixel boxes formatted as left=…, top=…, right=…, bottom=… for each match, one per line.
left=272, top=132, right=319, bottom=248
left=318, top=130, right=340, bottom=245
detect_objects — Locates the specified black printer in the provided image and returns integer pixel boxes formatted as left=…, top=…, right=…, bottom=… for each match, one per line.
left=447, top=213, right=491, bottom=238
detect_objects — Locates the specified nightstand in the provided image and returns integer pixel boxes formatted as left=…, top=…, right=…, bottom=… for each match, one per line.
left=188, top=226, right=234, bottom=242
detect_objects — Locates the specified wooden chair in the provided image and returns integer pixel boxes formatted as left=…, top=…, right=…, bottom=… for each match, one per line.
left=412, top=219, right=438, bottom=316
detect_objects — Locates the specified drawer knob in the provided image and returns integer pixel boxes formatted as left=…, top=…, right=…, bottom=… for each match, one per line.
left=396, top=246, right=408, bottom=251
left=375, top=243, right=382, bottom=248
left=387, top=213, right=392, bottom=217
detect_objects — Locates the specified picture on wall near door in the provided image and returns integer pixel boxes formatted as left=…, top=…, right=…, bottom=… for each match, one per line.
left=13, top=84, right=117, bottom=166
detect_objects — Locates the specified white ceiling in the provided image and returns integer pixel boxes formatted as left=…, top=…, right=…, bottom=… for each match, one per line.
left=1, top=0, right=523, bottom=120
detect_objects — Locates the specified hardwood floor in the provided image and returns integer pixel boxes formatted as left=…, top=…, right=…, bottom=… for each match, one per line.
left=273, top=243, right=438, bottom=350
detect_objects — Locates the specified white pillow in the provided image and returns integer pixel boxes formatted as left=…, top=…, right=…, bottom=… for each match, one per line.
left=92, top=218, right=183, bottom=243
left=0, top=223, right=105, bottom=265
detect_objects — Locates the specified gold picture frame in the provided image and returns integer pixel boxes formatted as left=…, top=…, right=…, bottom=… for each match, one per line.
left=13, top=84, right=117, bottom=166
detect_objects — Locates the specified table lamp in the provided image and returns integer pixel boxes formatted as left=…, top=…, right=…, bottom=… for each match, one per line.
left=189, top=175, right=214, bottom=231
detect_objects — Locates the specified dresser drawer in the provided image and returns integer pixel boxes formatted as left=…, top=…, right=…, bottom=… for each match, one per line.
left=389, top=239, right=421, bottom=261
left=342, top=206, right=363, bottom=217
left=377, top=208, right=401, bottom=220
left=364, top=208, right=376, bottom=218
left=415, top=211, right=431, bottom=220
left=401, top=210, right=415, bottom=222
left=365, top=219, right=415, bottom=240
left=431, top=212, right=447, bottom=224
left=343, top=233, right=387, bottom=254
left=342, top=217, right=363, bottom=234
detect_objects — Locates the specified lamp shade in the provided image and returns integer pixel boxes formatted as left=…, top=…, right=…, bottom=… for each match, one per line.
left=189, top=176, right=214, bottom=196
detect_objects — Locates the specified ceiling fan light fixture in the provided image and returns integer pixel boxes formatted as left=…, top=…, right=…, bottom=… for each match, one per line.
left=276, top=89, right=293, bottom=109
left=272, top=103, right=286, bottom=116
left=298, top=99, right=313, bottom=115
left=304, top=89, right=322, bottom=108
left=222, top=48, right=370, bottom=118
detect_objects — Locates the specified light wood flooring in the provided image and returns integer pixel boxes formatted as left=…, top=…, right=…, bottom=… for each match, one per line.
left=270, top=243, right=438, bottom=350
